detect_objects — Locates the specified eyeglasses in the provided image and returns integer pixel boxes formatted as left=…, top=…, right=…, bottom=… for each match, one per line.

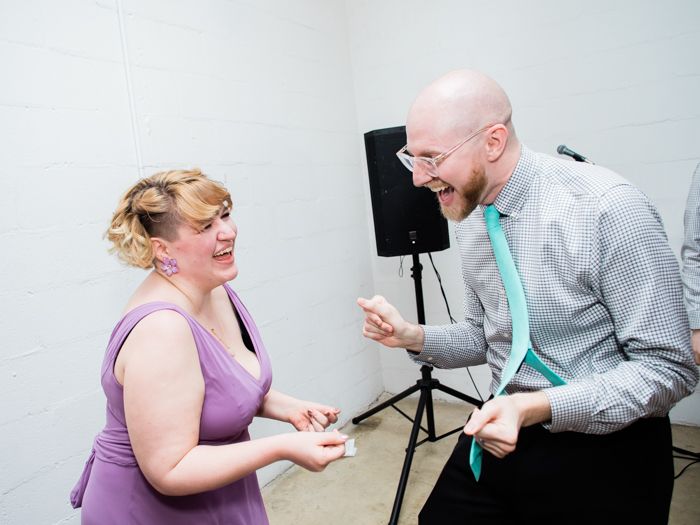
left=396, top=124, right=494, bottom=178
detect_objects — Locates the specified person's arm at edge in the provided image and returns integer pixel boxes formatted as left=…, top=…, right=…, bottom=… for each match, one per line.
left=681, top=162, right=700, bottom=365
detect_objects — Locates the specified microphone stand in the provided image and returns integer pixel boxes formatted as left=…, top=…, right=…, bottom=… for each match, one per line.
left=352, top=252, right=483, bottom=525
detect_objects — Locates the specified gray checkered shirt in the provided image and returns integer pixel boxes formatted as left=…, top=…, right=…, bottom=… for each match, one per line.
left=414, top=146, right=698, bottom=434
left=681, top=162, right=700, bottom=329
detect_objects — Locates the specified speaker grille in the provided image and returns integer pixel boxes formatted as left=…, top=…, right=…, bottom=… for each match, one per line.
left=364, top=126, right=450, bottom=257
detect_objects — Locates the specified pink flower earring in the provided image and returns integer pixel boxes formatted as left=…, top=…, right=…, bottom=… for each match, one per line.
left=160, top=258, right=179, bottom=276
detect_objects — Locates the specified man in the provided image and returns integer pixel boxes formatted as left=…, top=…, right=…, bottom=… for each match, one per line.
left=358, top=70, right=698, bottom=524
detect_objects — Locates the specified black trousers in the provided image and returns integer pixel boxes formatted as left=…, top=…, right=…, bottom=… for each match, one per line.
left=419, top=416, right=674, bottom=525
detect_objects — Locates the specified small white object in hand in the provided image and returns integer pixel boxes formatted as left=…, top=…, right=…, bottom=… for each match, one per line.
left=343, top=438, right=357, bottom=457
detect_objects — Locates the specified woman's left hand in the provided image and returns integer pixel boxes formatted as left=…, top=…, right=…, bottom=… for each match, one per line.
left=257, top=389, right=341, bottom=432
left=288, top=402, right=341, bottom=432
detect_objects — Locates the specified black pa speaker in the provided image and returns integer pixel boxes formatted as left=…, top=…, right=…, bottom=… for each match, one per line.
left=364, top=126, right=450, bottom=257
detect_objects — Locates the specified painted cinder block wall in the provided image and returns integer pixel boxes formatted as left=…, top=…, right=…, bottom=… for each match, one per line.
left=1, top=0, right=698, bottom=523
left=0, top=1, right=381, bottom=523
left=345, top=0, right=700, bottom=423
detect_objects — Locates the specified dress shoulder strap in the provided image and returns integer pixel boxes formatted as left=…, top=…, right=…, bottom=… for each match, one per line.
left=100, top=302, right=203, bottom=382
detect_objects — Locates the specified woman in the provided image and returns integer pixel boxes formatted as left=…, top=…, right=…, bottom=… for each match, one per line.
left=70, top=169, right=348, bottom=524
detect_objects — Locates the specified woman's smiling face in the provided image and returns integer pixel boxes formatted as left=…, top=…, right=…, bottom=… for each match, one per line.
left=166, top=206, right=239, bottom=288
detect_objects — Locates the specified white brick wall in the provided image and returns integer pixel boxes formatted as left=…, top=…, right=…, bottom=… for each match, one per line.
left=1, top=0, right=698, bottom=522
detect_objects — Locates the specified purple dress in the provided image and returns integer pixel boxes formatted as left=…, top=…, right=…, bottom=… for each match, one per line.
left=71, top=284, right=272, bottom=524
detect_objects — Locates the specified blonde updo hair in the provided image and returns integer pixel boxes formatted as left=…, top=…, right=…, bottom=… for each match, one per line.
left=106, top=169, right=232, bottom=269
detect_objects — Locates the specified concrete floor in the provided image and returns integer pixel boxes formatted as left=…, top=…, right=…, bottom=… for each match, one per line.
left=262, top=394, right=700, bottom=525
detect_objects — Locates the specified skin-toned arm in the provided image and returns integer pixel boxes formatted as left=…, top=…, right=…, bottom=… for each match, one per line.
left=692, top=330, right=700, bottom=365
left=118, top=311, right=347, bottom=497
left=357, top=295, right=425, bottom=351
left=463, top=391, right=552, bottom=458
left=256, top=389, right=341, bottom=433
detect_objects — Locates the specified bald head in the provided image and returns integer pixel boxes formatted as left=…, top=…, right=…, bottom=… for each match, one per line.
left=406, top=70, right=522, bottom=211
left=407, top=70, right=515, bottom=144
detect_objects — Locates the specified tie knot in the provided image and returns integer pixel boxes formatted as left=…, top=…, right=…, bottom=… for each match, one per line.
left=484, top=205, right=501, bottom=229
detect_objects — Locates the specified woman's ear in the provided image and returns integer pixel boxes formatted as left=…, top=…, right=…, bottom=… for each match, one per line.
left=150, top=237, right=169, bottom=262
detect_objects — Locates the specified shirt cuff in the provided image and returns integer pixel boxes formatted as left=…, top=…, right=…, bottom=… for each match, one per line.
left=543, top=381, right=597, bottom=433
left=406, top=325, right=444, bottom=365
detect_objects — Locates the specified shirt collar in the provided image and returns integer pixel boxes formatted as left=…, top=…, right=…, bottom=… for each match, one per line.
left=487, top=144, right=538, bottom=218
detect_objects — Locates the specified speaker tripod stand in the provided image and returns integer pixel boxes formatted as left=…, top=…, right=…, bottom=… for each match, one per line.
left=352, top=253, right=483, bottom=525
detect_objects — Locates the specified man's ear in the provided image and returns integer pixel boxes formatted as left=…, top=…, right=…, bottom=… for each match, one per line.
left=485, top=125, right=508, bottom=162
left=150, top=237, right=169, bottom=262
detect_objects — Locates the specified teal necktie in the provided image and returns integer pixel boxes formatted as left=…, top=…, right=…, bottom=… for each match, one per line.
left=469, top=205, right=566, bottom=481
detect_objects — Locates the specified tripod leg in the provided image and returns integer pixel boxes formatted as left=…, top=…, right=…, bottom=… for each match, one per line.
left=436, top=382, right=484, bottom=408
left=352, top=384, right=421, bottom=424
left=425, top=391, right=436, bottom=441
left=388, top=386, right=430, bottom=525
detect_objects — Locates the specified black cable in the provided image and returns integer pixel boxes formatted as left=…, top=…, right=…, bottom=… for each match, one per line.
left=428, top=253, right=457, bottom=323
left=427, top=252, right=483, bottom=402
left=673, top=456, right=700, bottom=479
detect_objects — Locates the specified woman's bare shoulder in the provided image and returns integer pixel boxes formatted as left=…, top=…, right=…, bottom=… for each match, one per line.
left=115, top=308, right=198, bottom=387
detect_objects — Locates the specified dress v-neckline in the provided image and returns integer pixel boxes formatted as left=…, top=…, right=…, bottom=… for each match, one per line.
left=193, top=290, right=262, bottom=384
left=195, top=316, right=262, bottom=384
left=117, top=288, right=263, bottom=385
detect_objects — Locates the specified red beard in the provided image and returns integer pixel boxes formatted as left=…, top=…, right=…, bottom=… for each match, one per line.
left=439, top=159, right=487, bottom=222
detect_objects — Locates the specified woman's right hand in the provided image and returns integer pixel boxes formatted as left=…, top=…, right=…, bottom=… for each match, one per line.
left=283, top=429, right=348, bottom=472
